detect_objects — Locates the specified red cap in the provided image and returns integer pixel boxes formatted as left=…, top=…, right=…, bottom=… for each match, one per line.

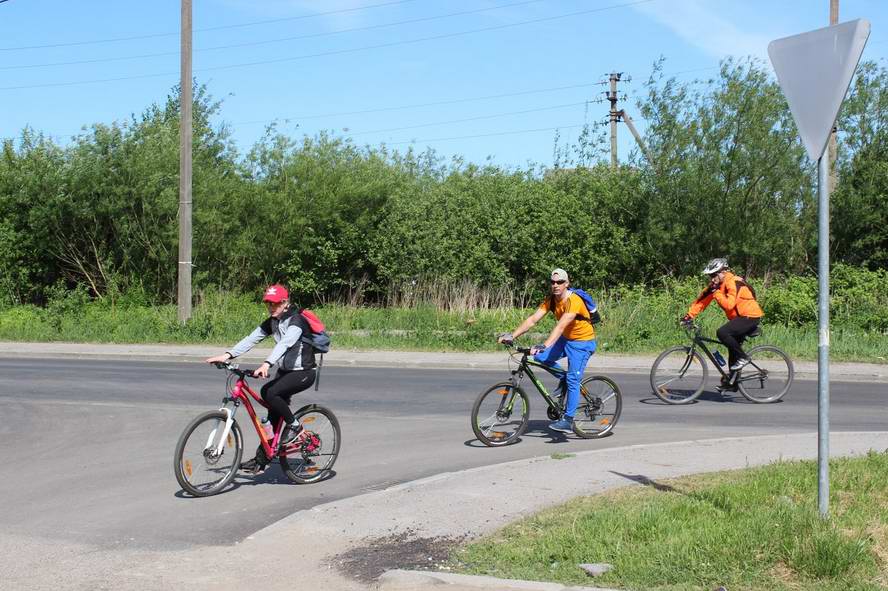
left=262, top=284, right=289, bottom=303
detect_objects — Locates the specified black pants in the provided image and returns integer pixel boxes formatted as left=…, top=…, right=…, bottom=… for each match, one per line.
left=260, top=368, right=316, bottom=427
left=716, top=317, right=760, bottom=367
left=252, top=368, right=315, bottom=466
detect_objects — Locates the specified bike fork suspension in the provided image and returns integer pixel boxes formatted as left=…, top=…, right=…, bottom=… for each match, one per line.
left=208, top=405, right=237, bottom=455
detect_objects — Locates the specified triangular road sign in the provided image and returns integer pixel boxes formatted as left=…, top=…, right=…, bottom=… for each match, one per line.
left=768, top=19, right=870, bottom=161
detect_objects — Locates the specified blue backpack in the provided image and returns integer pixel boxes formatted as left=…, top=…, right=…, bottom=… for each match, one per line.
left=550, top=289, right=601, bottom=324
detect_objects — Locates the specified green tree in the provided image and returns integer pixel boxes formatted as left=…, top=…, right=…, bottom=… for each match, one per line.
left=832, top=61, right=888, bottom=269
left=636, top=58, right=813, bottom=277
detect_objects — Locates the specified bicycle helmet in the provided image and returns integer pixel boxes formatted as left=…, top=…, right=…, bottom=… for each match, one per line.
left=702, top=258, right=728, bottom=275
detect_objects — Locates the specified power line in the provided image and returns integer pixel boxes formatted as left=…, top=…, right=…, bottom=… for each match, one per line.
left=230, top=82, right=608, bottom=126
left=0, top=0, right=548, bottom=71
left=347, top=101, right=597, bottom=137
left=0, top=0, right=422, bottom=52
left=29, top=82, right=608, bottom=139
left=201, top=0, right=658, bottom=74
left=384, top=124, right=586, bottom=146
left=0, top=0, right=657, bottom=91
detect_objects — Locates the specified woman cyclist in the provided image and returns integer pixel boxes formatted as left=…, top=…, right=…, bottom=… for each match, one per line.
left=206, top=284, right=316, bottom=473
left=682, top=258, right=763, bottom=385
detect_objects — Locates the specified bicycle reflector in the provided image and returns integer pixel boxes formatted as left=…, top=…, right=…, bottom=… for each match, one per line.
left=227, top=433, right=233, bottom=447
left=184, top=460, right=193, bottom=477
left=498, top=388, right=509, bottom=396
left=303, top=417, right=316, bottom=424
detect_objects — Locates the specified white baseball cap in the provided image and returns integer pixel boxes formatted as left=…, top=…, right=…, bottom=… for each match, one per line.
left=551, top=268, right=569, bottom=282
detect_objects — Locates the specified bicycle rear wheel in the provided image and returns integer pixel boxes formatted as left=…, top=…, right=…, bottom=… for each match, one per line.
left=650, top=345, right=708, bottom=404
left=280, top=404, right=341, bottom=484
left=737, top=345, right=794, bottom=403
left=174, top=410, right=243, bottom=497
left=572, top=375, right=622, bottom=438
left=471, top=382, right=530, bottom=447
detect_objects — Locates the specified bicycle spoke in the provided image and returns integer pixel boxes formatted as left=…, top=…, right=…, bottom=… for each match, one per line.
left=175, top=412, right=242, bottom=497
left=650, top=346, right=707, bottom=404
left=471, top=384, right=528, bottom=446
left=737, top=345, right=793, bottom=403
left=572, top=376, right=622, bottom=439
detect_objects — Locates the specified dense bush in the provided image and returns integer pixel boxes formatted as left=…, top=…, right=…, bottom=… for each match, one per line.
left=1, top=60, right=887, bottom=311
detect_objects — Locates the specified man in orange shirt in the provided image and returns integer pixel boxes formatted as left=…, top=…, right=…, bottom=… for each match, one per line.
left=499, top=268, right=597, bottom=433
left=682, top=258, right=764, bottom=373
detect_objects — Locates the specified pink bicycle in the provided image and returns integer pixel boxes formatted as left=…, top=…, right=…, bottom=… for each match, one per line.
left=174, top=362, right=341, bottom=497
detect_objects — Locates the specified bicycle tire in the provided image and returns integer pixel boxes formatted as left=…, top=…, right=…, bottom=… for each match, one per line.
left=174, top=410, right=243, bottom=497
left=737, top=345, right=794, bottom=403
left=572, top=375, right=622, bottom=439
left=650, top=345, right=708, bottom=404
left=281, top=404, right=342, bottom=484
left=471, top=382, right=530, bottom=447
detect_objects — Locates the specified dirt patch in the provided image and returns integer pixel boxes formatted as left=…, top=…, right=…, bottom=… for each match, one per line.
left=329, top=531, right=465, bottom=583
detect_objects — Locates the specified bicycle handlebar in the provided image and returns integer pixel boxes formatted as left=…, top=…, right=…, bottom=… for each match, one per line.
left=501, top=343, right=533, bottom=355
left=212, top=361, right=257, bottom=378
left=681, top=321, right=702, bottom=336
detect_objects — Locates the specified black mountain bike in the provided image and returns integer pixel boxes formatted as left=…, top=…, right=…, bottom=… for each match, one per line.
left=470, top=345, right=622, bottom=446
left=650, top=322, right=794, bottom=404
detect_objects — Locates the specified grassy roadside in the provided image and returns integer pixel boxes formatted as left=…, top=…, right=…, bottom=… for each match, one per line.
left=452, top=453, right=888, bottom=591
left=0, top=290, right=886, bottom=362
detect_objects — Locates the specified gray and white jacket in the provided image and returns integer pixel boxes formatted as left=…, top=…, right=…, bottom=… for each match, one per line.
left=227, top=307, right=316, bottom=371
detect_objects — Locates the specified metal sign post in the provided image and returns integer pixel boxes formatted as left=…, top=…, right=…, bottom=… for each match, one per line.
left=768, top=19, right=870, bottom=518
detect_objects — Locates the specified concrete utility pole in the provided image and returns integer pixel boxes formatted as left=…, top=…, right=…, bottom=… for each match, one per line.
left=828, top=0, right=839, bottom=195
left=178, top=0, right=193, bottom=323
left=608, top=72, right=620, bottom=168
left=620, top=110, right=654, bottom=166
left=605, top=72, right=653, bottom=167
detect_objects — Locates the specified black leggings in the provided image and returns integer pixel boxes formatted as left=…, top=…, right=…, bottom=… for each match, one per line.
left=716, top=317, right=760, bottom=366
left=260, top=368, right=315, bottom=427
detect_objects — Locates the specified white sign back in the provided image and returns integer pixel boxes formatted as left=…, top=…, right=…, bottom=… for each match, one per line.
left=768, top=19, right=870, bottom=161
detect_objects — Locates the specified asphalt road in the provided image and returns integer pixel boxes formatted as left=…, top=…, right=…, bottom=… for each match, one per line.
left=1, top=358, right=885, bottom=557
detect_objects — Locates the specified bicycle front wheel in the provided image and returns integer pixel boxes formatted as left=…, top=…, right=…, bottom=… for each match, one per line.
left=174, top=410, right=243, bottom=497
left=281, top=404, right=341, bottom=484
left=471, top=382, right=530, bottom=447
left=737, top=345, right=794, bottom=403
left=650, top=346, right=708, bottom=404
left=573, top=375, right=622, bottom=438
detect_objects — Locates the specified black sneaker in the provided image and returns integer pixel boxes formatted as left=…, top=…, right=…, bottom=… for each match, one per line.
left=280, top=423, right=306, bottom=446
left=240, top=458, right=268, bottom=474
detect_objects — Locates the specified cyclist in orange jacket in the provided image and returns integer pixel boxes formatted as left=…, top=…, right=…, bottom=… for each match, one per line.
left=681, top=258, right=763, bottom=375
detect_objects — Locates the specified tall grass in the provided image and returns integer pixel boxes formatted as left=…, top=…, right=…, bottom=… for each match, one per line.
left=0, top=279, right=885, bottom=362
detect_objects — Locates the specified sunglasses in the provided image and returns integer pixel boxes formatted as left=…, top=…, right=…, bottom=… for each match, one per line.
left=551, top=279, right=567, bottom=285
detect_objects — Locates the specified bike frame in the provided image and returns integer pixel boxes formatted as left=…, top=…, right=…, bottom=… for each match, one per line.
left=510, top=349, right=570, bottom=413
left=213, top=371, right=285, bottom=461
left=686, top=328, right=735, bottom=380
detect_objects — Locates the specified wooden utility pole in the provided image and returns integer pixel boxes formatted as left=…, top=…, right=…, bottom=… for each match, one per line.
left=608, top=72, right=620, bottom=168
left=828, top=0, right=839, bottom=194
left=178, top=0, right=193, bottom=322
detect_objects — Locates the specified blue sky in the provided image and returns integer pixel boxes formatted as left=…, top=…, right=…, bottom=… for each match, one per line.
left=1, top=0, right=885, bottom=168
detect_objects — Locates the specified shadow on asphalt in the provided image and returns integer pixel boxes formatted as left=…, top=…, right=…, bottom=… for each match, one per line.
left=638, top=390, right=781, bottom=405
left=173, top=467, right=339, bottom=499
left=609, top=470, right=681, bottom=493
